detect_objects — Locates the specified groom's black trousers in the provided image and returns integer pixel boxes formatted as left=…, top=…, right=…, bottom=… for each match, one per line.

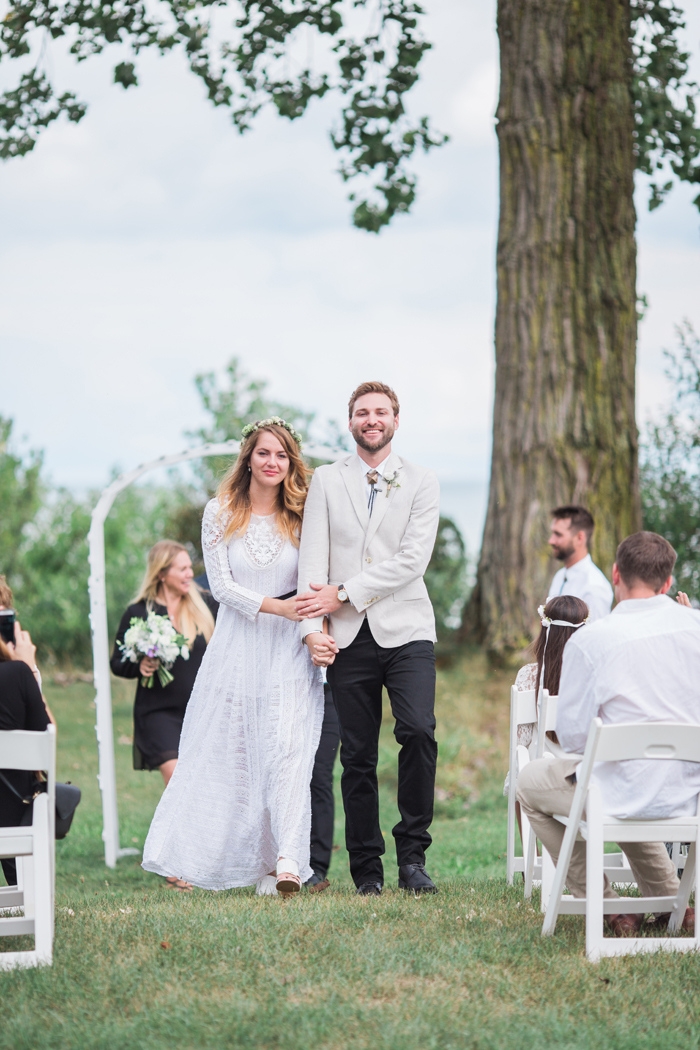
left=327, top=619, right=437, bottom=886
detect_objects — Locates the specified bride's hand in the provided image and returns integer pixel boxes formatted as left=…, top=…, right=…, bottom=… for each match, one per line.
left=677, top=591, right=692, bottom=607
left=277, top=597, right=303, bottom=622
left=259, top=596, right=303, bottom=620
left=305, top=631, right=339, bottom=663
left=312, top=651, right=336, bottom=667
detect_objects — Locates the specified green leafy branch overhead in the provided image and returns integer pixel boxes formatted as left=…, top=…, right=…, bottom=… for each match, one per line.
left=0, top=0, right=447, bottom=230
left=631, top=0, right=700, bottom=210
left=1, top=0, right=698, bottom=230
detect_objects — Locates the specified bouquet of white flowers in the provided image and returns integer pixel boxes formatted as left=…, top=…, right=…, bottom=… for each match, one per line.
left=118, top=611, right=190, bottom=688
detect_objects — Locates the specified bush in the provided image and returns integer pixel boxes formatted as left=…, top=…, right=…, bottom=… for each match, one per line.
left=640, top=321, right=700, bottom=595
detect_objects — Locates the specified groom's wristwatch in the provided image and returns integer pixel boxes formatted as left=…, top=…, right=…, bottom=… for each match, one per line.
left=337, top=585, right=349, bottom=603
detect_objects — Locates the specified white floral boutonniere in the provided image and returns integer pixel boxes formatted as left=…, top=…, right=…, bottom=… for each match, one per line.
left=384, top=469, right=402, bottom=496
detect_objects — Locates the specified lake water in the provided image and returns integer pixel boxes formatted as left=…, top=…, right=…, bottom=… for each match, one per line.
left=438, top=479, right=488, bottom=558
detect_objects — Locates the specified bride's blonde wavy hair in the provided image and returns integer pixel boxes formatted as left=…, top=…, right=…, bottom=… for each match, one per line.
left=133, top=540, right=215, bottom=646
left=216, top=424, right=310, bottom=546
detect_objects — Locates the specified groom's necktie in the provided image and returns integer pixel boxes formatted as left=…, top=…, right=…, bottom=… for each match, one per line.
left=366, top=469, right=380, bottom=516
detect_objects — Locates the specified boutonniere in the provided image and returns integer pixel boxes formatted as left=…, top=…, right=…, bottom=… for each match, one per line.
left=384, top=469, right=402, bottom=496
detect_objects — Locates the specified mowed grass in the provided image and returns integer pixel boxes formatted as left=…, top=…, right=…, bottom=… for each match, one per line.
left=2, top=652, right=700, bottom=1049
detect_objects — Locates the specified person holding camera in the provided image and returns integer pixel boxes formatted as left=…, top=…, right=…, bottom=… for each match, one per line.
left=0, top=576, right=55, bottom=887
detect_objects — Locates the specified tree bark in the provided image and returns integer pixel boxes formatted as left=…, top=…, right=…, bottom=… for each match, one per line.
left=468, top=0, right=641, bottom=655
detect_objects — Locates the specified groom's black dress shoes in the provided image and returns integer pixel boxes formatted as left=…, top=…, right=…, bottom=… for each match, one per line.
left=356, top=882, right=383, bottom=896
left=398, top=864, right=438, bottom=894
left=304, top=873, right=331, bottom=893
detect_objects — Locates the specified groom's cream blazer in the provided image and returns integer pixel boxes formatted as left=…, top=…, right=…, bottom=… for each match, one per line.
left=298, top=451, right=440, bottom=649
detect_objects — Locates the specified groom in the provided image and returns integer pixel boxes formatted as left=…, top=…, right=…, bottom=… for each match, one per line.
left=296, top=381, right=440, bottom=895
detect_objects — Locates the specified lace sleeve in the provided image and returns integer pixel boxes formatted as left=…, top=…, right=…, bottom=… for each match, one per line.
left=514, top=662, right=538, bottom=748
left=515, top=663, right=538, bottom=691
left=201, top=500, right=265, bottom=620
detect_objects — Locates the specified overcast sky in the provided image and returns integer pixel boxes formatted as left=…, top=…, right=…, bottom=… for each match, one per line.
left=1, top=0, right=699, bottom=548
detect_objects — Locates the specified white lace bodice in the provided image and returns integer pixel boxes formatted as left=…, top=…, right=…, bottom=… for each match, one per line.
left=243, top=514, right=284, bottom=569
left=201, top=499, right=298, bottom=614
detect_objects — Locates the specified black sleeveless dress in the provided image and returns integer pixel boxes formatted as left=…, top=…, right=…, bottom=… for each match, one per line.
left=110, top=596, right=218, bottom=770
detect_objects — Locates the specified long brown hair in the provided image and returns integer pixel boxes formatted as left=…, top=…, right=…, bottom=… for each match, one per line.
left=531, top=595, right=589, bottom=695
left=216, top=424, right=310, bottom=546
left=133, top=540, right=215, bottom=646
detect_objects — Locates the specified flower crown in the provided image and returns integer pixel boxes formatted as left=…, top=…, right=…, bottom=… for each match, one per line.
left=537, top=604, right=588, bottom=629
left=240, top=417, right=303, bottom=448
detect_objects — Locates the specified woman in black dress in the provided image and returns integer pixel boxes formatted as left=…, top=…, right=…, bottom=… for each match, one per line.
left=111, top=541, right=217, bottom=792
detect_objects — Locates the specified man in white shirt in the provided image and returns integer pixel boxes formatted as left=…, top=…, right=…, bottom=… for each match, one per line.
left=548, top=505, right=613, bottom=622
left=518, top=531, right=700, bottom=935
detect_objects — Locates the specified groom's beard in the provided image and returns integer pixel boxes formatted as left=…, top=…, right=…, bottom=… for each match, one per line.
left=351, top=420, right=395, bottom=454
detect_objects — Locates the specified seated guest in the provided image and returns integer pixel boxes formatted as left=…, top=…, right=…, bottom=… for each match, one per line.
left=0, top=590, right=54, bottom=887
left=518, top=531, right=700, bottom=935
left=548, top=506, right=613, bottom=621
left=506, top=595, right=588, bottom=850
left=511, top=594, right=589, bottom=756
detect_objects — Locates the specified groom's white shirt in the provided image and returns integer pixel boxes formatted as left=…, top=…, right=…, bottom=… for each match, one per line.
left=298, top=450, right=440, bottom=649
left=357, top=450, right=390, bottom=509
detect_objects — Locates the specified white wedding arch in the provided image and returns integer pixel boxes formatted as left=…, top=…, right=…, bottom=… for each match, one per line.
left=88, top=439, right=345, bottom=868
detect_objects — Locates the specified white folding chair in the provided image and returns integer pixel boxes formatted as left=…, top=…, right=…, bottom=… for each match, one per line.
left=542, top=719, right=700, bottom=961
left=525, top=694, right=636, bottom=907
left=507, top=687, right=540, bottom=885
left=0, top=725, right=56, bottom=969
left=523, top=690, right=556, bottom=898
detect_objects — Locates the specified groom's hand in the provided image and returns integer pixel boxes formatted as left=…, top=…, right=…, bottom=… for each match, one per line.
left=296, top=583, right=343, bottom=617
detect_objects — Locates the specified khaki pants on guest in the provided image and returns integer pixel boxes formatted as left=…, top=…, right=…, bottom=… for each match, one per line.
left=517, top=757, right=679, bottom=900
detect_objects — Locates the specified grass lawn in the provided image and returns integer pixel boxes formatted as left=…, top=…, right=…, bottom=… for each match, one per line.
left=2, top=651, right=700, bottom=1049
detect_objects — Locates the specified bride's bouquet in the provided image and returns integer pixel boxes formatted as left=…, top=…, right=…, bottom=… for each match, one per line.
left=118, top=611, right=190, bottom=688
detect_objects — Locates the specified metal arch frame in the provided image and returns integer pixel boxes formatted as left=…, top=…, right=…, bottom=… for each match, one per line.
left=88, top=440, right=346, bottom=868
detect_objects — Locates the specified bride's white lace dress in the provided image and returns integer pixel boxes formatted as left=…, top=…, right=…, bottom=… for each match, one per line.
left=142, top=499, right=324, bottom=889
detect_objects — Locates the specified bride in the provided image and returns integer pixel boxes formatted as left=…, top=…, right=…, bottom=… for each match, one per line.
left=142, top=419, right=326, bottom=897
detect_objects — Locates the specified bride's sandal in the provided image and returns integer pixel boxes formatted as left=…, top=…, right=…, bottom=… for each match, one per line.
left=276, top=858, right=301, bottom=898
left=165, top=876, right=193, bottom=892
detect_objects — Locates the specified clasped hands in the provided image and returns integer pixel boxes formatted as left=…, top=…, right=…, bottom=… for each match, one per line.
left=295, top=583, right=342, bottom=667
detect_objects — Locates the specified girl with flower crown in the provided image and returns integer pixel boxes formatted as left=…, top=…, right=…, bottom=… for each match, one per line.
left=504, top=594, right=589, bottom=806
left=142, top=420, right=325, bottom=897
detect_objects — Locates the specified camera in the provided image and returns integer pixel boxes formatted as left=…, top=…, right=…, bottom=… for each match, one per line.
left=0, top=608, right=16, bottom=646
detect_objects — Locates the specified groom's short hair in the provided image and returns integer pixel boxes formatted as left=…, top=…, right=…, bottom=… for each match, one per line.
left=348, top=382, right=400, bottom=418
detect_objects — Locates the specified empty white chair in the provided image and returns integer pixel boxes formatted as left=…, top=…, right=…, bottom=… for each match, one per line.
left=0, top=725, right=56, bottom=969
left=542, top=719, right=700, bottom=961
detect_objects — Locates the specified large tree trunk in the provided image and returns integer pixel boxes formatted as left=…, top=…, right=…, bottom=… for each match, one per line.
left=468, top=0, right=641, bottom=655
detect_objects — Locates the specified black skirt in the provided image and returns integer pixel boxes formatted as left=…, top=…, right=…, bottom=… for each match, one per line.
left=110, top=597, right=217, bottom=770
